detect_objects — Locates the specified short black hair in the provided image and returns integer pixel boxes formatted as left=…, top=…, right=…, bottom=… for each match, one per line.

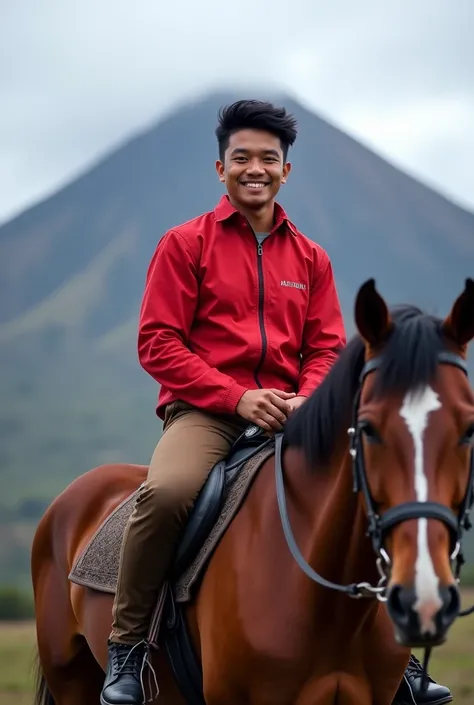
left=215, top=99, right=298, bottom=162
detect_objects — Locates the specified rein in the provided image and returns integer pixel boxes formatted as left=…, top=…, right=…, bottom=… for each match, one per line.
left=225, top=433, right=386, bottom=599
left=274, top=432, right=388, bottom=600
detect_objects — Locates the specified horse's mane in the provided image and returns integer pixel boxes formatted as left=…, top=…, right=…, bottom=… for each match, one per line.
left=283, top=305, right=445, bottom=468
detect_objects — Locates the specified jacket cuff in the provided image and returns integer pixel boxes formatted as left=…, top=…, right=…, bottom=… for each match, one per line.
left=221, top=381, right=249, bottom=414
left=297, top=384, right=315, bottom=398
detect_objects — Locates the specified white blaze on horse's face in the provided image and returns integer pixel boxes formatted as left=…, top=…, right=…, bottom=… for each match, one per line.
left=400, top=385, right=443, bottom=635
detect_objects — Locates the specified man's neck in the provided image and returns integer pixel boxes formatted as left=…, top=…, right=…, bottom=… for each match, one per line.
left=231, top=199, right=275, bottom=233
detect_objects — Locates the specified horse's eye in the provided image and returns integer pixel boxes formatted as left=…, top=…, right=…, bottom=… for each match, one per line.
left=359, top=421, right=381, bottom=444
left=460, top=424, right=474, bottom=445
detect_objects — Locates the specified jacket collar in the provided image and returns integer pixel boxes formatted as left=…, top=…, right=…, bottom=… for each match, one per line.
left=213, top=195, right=298, bottom=236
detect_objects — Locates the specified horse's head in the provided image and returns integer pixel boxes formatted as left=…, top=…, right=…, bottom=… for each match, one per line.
left=353, top=278, right=474, bottom=648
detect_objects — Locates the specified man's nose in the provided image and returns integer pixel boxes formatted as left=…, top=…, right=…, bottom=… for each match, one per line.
left=245, top=160, right=265, bottom=175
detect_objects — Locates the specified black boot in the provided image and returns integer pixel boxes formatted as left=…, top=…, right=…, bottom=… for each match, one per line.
left=100, top=640, right=147, bottom=705
left=393, top=654, right=452, bottom=705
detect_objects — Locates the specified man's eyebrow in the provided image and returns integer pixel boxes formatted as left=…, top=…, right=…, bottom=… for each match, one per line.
left=230, top=147, right=280, bottom=157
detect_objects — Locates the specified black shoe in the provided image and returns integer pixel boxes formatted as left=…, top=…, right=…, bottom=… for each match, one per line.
left=393, top=654, right=453, bottom=705
left=100, top=640, right=147, bottom=705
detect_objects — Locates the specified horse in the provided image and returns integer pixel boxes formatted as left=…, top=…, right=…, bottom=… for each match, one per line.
left=31, top=277, right=474, bottom=705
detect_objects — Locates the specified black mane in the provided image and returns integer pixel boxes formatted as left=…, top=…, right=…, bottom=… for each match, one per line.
left=283, top=305, right=444, bottom=467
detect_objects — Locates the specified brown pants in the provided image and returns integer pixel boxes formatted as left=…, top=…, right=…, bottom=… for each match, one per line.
left=109, top=401, right=247, bottom=644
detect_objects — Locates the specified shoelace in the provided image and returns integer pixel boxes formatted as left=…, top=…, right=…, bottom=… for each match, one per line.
left=111, top=642, right=159, bottom=703
left=406, top=654, right=434, bottom=684
left=112, top=644, right=143, bottom=675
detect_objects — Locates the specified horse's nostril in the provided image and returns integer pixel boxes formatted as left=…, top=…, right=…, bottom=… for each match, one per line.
left=387, top=584, right=410, bottom=626
left=440, top=584, right=460, bottom=626
left=386, top=583, right=459, bottom=647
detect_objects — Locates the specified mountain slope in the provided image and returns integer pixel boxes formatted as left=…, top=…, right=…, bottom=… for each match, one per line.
left=1, top=91, right=473, bottom=585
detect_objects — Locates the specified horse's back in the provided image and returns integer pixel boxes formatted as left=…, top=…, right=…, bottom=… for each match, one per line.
left=32, top=462, right=148, bottom=575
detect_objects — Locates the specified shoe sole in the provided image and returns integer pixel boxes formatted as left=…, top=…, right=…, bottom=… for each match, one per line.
left=396, top=697, right=453, bottom=705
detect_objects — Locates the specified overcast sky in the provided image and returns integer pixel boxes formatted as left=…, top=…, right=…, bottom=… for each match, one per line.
left=1, top=0, right=473, bottom=225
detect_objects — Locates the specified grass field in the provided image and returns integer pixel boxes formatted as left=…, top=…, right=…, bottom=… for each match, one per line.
left=1, top=592, right=473, bottom=703
left=0, top=621, right=36, bottom=705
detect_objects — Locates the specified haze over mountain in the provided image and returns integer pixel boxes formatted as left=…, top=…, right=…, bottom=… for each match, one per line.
left=1, top=91, right=473, bottom=586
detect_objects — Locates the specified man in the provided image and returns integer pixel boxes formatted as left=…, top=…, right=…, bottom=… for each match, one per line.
left=100, top=100, right=452, bottom=705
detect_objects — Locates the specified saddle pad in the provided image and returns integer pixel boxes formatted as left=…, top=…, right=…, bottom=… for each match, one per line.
left=68, top=444, right=275, bottom=603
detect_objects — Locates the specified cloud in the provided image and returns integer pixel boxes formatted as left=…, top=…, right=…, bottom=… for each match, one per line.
left=0, top=0, right=473, bottom=224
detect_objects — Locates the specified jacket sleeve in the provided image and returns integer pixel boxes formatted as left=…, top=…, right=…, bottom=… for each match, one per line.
left=137, top=229, right=248, bottom=413
left=298, top=251, right=346, bottom=397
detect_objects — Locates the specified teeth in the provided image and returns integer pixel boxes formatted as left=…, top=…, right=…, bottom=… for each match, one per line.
left=245, top=182, right=267, bottom=188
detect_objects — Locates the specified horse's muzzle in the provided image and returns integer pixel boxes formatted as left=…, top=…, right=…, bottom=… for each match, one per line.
left=386, top=583, right=460, bottom=647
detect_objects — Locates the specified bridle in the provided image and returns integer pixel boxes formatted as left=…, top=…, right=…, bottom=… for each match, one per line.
left=274, top=350, right=474, bottom=614
left=349, top=350, right=474, bottom=603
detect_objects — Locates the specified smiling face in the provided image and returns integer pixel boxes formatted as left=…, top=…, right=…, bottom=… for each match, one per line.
left=215, top=128, right=291, bottom=213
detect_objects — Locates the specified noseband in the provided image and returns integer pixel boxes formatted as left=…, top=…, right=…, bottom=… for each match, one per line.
left=274, top=350, right=474, bottom=612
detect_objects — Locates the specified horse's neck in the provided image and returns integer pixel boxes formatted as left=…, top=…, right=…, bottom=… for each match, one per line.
left=284, top=446, right=378, bottom=589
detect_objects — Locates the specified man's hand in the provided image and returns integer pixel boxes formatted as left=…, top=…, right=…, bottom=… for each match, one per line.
left=236, top=388, right=296, bottom=433
left=287, top=395, right=307, bottom=414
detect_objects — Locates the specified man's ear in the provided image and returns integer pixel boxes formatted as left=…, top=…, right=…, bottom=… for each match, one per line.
left=215, top=159, right=225, bottom=183
left=281, top=161, right=292, bottom=185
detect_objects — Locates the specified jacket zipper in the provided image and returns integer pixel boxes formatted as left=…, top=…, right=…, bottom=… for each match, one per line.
left=253, top=238, right=267, bottom=388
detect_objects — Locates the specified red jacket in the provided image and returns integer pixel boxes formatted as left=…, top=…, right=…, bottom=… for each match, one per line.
left=138, top=195, right=346, bottom=419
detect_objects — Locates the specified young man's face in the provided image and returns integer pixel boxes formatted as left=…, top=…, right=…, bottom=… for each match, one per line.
left=216, top=128, right=291, bottom=213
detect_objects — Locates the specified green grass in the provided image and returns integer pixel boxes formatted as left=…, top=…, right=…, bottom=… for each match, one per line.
left=0, top=621, right=37, bottom=704
left=1, top=592, right=473, bottom=703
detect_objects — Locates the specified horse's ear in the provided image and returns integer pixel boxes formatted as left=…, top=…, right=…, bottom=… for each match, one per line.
left=355, top=278, right=393, bottom=347
left=441, top=278, right=474, bottom=348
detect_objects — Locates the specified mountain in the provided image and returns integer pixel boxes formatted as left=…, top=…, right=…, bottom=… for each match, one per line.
left=1, top=90, right=474, bottom=587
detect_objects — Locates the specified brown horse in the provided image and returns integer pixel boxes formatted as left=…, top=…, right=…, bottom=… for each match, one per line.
left=31, top=278, right=474, bottom=705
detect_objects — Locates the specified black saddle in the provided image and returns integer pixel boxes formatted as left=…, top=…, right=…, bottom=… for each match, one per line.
left=172, top=423, right=267, bottom=577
